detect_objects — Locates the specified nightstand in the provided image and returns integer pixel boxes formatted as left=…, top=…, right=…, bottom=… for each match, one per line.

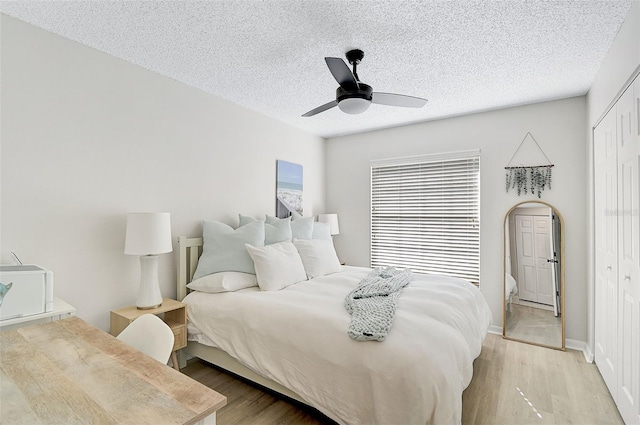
left=110, top=298, right=187, bottom=371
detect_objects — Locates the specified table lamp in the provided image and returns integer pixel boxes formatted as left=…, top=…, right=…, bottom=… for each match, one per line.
left=318, top=213, right=340, bottom=236
left=125, top=212, right=172, bottom=309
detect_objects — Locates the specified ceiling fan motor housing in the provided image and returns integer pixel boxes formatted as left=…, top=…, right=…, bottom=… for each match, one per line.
left=336, top=83, right=373, bottom=102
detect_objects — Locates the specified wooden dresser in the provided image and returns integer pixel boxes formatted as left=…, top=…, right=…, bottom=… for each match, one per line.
left=0, top=317, right=226, bottom=424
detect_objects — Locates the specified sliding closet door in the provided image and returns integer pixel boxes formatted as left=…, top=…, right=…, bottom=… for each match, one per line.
left=616, top=80, right=640, bottom=424
left=594, top=106, right=618, bottom=397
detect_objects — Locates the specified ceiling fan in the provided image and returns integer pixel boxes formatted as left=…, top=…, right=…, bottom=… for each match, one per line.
left=302, top=49, right=428, bottom=117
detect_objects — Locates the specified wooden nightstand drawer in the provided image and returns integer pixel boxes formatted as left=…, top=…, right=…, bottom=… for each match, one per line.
left=172, top=325, right=187, bottom=351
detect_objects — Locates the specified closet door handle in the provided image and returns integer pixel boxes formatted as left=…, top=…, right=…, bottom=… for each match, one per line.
left=624, top=275, right=631, bottom=280
left=606, top=265, right=612, bottom=270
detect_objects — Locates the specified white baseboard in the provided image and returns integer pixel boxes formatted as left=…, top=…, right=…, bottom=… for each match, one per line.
left=566, top=338, right=594, bottom=363
left=487, top=326, right=593, bottom=363
left=513, top=298, right=555, bottom=312
left=488, top=325, right=503, bottom=335
left=583, top=344, right=594, bottom=363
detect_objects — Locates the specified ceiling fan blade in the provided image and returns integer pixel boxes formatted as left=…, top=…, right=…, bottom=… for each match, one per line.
left=302, top=100, right=338, bottom=117
left=372, top=92, right=428, bottom=108
left=325, top=57, right=357, bottom=89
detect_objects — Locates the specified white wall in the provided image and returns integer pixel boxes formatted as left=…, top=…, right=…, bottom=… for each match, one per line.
left=326, top=97, right=587, bottom=342
left=587, top=2, right=640, bottom=127
left=586, top=2, right=640, bottom=355
left=0, top=15, right=326, bottom=331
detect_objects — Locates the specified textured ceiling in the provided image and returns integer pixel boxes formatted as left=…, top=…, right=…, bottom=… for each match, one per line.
left=0, top=1, right=634, bottom=138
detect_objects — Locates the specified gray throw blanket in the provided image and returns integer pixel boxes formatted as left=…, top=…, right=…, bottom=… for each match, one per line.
left=344, top=267, right=411, bottom=341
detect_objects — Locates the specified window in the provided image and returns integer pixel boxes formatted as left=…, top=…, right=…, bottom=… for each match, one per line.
left=370, top=150, right=480, bottom=284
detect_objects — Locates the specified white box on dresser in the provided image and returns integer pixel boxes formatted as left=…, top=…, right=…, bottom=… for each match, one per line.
left=0, top=265, right=54, bottom=320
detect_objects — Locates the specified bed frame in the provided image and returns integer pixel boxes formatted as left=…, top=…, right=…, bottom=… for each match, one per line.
left=176, top=236, right=306, bottom=404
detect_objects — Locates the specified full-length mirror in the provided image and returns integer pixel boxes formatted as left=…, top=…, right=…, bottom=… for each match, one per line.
left=503, top=201, right=565, bottom=350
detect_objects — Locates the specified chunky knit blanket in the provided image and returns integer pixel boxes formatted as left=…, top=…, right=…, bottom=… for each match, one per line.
left=344, top=267, right=411, bottom=341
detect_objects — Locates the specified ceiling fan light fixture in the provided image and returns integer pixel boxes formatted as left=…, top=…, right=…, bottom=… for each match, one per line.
left=338, top=97, right=371, bottom=114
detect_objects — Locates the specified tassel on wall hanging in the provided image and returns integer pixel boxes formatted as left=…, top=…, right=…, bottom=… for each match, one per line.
left=505, top=132, right=554, bottom=198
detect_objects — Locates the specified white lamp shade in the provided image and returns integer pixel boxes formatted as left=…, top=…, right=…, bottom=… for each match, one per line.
left=318, top=214, right=340, bottom=235
left=124, top=212, right=173, bottom=255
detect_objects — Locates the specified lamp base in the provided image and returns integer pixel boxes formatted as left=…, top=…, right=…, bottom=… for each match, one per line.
left=136, top=303, right=162, bottom=311
left=136, top=255, right=164, bottom=309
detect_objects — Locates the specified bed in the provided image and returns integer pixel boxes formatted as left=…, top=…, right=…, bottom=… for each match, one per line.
left=177, top=235, right=492, bottom=424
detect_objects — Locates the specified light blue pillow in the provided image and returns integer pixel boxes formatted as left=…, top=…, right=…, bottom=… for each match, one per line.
left=238, top=214, right=256, bottom=227
left=312, top=222, right=332, bottom=240
left=193, top=220, right=265, bottom=279
left=267, top=215, right=313, bottom=240
left=239, top=214, right=292, bottom=244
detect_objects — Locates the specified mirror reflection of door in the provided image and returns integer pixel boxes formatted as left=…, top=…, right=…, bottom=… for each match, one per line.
left=514, top=212, right=553, bottom=306
left=504, top=201, right=565, bottom=350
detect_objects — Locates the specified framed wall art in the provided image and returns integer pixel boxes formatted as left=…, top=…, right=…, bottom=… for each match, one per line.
left=276, top=160, right=303, bottom=218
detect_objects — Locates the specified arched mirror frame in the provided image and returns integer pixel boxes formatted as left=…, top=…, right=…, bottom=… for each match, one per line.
left=502, top=200, right=566, bottom=351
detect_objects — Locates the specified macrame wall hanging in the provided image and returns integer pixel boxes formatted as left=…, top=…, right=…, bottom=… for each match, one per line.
left=505, top=132, right=554, bottom=198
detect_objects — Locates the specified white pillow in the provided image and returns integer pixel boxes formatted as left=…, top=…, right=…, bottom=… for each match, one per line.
left=239, top=214, right=292, bottom=244
left=193, top=220, right=265, bottom=279
left=266, top=215, right=313, bottom=240
left=245, top=241, right=307, bottom=291
left=293, top=238, right=342, bottom=279
left=187, top=272, right=257, bottom=293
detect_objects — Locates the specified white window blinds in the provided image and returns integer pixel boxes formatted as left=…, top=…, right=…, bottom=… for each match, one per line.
left=370, top=150, right=480, bottom=285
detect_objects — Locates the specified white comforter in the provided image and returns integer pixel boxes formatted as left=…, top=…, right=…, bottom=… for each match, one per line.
left=184, top=266, right=492, bottom=425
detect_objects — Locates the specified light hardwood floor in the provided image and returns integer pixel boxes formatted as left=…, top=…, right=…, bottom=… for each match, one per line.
left=182, top=333, right=624, bottom=425
left=462, top=334, right=623, bottom=425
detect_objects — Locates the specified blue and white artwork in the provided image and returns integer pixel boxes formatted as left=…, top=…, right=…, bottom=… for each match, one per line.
left=0, top=282, right=13, bottom=307
left=276, top=160, right=303, bottom=218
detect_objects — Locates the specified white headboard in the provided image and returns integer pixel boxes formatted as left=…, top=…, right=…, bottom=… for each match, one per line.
left=177, top=236, right=203, bottom=301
